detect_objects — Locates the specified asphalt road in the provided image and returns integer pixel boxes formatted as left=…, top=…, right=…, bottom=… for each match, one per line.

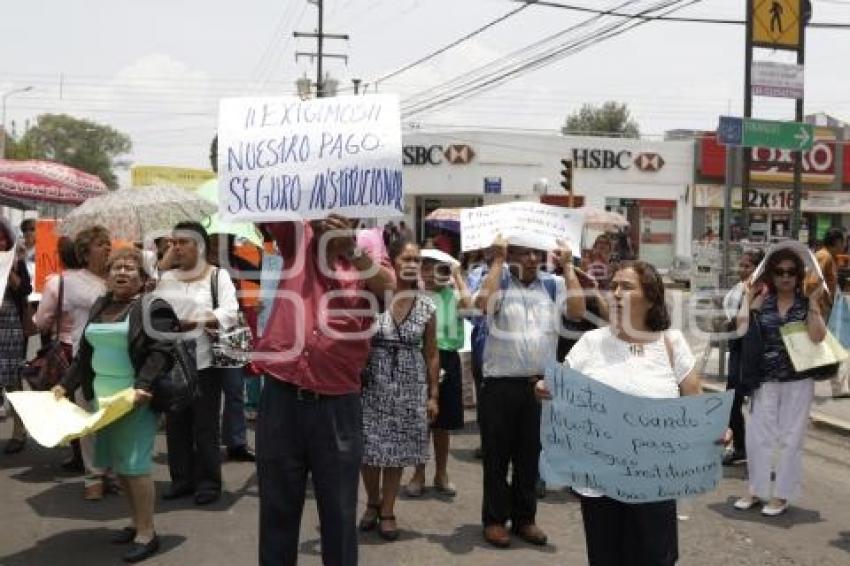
left=1, top=409, right=849, bottom=566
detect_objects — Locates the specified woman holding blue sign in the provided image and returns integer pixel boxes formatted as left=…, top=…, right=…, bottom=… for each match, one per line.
left=537, top=261, right=702, bottom=566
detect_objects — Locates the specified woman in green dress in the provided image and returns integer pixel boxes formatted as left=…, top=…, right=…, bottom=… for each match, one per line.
left=54, top=247, right=179, bottom=563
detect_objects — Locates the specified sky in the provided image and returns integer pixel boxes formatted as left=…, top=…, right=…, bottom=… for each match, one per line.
left=2, top=0, right=850, bottom=176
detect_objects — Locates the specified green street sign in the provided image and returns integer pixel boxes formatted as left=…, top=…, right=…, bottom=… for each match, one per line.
left=717, top=116, right=814, bottom=151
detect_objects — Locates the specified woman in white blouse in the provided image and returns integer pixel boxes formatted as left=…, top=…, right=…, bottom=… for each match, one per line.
left=156, top=221, right=238, bottom=506
left=537, top=261, right=703, bottom=566
left=35, top=228, right=111, bottom=500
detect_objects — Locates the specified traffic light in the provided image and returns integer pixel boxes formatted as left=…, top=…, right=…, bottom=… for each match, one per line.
left=560, top=158, right=573, bottom=193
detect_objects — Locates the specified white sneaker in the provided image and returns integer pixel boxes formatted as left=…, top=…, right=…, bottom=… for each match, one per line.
left=733, top=496, right=760, bottom=510
left=761, top=501, right=789, bottom=516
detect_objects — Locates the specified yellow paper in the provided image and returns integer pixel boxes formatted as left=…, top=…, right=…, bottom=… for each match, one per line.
left=7, top=389, right=137, bottom=448
left=780, top=322, right=850, bottom=372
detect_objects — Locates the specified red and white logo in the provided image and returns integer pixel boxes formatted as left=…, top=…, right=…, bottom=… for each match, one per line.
left=634, top=152, right=665, bottom=172
left=443, top=145, right=476, bottom=165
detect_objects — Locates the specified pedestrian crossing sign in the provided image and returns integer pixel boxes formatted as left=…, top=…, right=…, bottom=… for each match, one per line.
left=752, top=0, right=802, bottom=50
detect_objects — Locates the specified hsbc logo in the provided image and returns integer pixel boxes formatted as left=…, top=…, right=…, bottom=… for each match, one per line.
left=634, top=152, right=665, bottom=172
left=444, top=144, right=475, bottom=164
left=572, top=148, right=665, bottom=173
left=403, top=144, right=476, bottom=166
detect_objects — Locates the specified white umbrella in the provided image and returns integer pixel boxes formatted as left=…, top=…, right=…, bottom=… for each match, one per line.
left=578, top=207, right=630, bottom=230
left=60, top=185, right=217, bottom=241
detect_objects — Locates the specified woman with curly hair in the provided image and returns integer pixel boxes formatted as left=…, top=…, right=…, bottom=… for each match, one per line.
left=537, top=261, right=702, bottom=566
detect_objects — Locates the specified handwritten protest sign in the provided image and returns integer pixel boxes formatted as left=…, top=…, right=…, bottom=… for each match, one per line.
left=460, top=202, right=583, bottom=255
left=35, top=219, right=60, bottom=292
left=7, top=389, right=136, bottom=448
left=540, top=364, right=733, bottom=503
left=217, top=94, right=403, bottom=221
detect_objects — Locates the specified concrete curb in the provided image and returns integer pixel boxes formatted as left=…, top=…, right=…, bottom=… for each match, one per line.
left=702, top=379, right=850, bottom=436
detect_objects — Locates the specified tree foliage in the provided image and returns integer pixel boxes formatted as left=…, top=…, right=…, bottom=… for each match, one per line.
left=562, top=101, right=640, bottom=138
left=6, top=114, right=131, bottom=189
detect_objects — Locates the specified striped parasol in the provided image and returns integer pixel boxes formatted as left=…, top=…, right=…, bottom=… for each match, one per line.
left=0, top=159, right=108, bottom=202
left=424, top=208, right=464, bottom=233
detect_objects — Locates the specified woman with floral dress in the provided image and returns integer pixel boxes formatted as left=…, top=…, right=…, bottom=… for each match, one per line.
left=359, top=239, right=440, bottom=541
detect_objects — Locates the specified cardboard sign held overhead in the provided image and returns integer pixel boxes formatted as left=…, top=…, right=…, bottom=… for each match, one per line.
left=217, top=94, right=404, bottom=222
left=460, top=201, right=583, bottom=256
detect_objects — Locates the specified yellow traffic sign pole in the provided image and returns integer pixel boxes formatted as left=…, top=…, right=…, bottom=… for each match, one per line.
left=791, top=6, right=807, bottom=240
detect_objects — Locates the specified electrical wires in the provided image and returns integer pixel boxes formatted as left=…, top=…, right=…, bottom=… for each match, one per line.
left=514, top=0, right=850, bottom=28
left=400, top=0, right=703, bottom=118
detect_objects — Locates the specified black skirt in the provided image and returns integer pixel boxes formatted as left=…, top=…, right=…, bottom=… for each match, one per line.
left=433, top=350, right=464, bottom=430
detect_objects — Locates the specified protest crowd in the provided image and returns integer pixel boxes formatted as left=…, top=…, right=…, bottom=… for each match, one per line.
left=1, top=115, right=848, bottom=566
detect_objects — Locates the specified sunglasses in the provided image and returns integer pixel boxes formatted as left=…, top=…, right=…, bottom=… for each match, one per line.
left=773, top=268, right=798, bottom=277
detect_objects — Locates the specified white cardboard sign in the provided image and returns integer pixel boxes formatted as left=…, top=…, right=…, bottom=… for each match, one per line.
left=752, top=61, right=804, bottom=99
left=460, top=202, right=584, bottom=255
left=217, top=94, right=404, bottom=221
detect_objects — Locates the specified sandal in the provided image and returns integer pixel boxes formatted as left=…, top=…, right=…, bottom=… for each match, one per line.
left=378, top=514, right=399, bottom=542
left=359, top=502, right=381, bottom=532
left=404, top=479, right=425, bottom=498
left=434, top=477, right=457, bottom=497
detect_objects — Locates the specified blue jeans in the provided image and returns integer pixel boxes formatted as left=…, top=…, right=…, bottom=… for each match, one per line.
left=221, top=367, right=248, bottom=449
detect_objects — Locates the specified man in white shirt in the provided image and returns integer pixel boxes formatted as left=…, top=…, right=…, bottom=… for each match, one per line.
left=156, top=221, right=239, bottom=506
left=473, top=235, right=585, bottom=548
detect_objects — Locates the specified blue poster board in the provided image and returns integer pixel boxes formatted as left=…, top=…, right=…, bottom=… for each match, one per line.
left=540, top=364, right=733, bottom=503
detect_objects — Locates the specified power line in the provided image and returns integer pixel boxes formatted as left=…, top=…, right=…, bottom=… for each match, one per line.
left=372, top=1, right=534, bottom=84
left=401, top=0, right=679, bottom=113
left=513, top=0, right=850, bottom=28
left=254, top=1, right=310, bottom=92
left=403, top=0, right=700, bottom=117
left=399, top=0, right=644, bottom=113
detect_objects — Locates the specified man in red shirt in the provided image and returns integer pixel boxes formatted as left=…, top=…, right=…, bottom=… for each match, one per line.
left=254, top=214, right=394, bottom=566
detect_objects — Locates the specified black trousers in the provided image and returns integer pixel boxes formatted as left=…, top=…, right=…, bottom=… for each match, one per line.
left=726, top=344, right=746, bottom=454
left=165, top=367, right=223, bottom=495
left=471, top=353, right=483, bottom=427
left=580, top=495, right=678, bottom=566
left=479, top=378, right=541, bottom=527
left=728, top=389, right=746, bottom=454
left=256, top=377, right=362, bottom=566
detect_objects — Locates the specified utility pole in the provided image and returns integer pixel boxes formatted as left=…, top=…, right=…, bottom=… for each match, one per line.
left=294, top=0, right=349, bottom=98
left=791, top=12, right=807, bottom=239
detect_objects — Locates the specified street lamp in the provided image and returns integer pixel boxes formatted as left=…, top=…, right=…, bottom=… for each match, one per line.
left=1, top=85, right=34, bottom=158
